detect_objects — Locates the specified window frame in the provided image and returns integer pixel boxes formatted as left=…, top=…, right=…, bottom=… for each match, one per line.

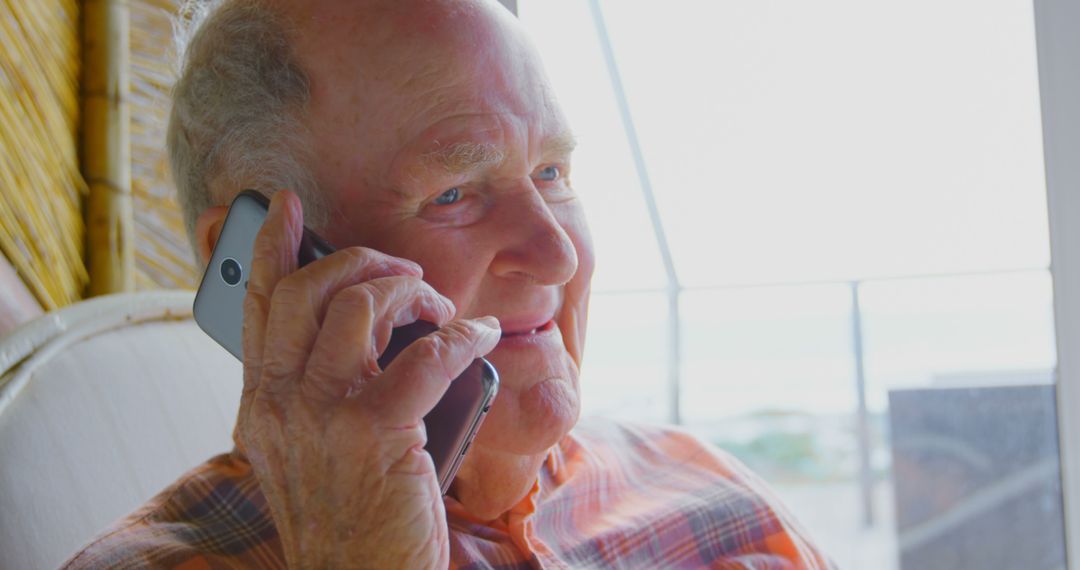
left=1035, top=0, right=1080, bottom=565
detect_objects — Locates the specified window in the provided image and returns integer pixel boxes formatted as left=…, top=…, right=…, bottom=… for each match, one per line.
left=519, top=1, right=1063, bottom=568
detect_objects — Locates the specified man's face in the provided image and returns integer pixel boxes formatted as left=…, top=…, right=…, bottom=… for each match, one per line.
left=290, top=0, right=594, bottom=455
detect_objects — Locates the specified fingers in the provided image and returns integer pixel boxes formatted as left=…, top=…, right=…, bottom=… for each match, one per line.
left=259, top=246, right=426, bottom=393
left=302, top=277, right=457, bottom=401
left=366, top=317, right=500, bottom=425
left=240, top=189, right=493, bottom=432
left=241, top=190, right=425, bottom=395
left=237, top=191, right=302, bottom=454
left=243, top=191, right=303, bottom=386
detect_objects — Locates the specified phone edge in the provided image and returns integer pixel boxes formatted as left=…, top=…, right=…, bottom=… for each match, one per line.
left=438, top=359, right=499, bottom=494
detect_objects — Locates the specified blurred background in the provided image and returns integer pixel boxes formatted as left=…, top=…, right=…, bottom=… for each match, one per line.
left=0, top=1, right=1066, bottom=568
left=517, top=1, right=1063, bottom=568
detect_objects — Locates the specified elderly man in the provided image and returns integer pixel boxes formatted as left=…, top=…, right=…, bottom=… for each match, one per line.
left=64, top=0, right=832, bottom=568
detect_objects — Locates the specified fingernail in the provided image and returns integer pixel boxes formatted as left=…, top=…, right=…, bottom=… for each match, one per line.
left=477, top=315, right=500, bottom=330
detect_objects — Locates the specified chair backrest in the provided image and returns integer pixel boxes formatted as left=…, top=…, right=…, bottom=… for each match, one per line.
left=0, top=291, right=242, bottom=570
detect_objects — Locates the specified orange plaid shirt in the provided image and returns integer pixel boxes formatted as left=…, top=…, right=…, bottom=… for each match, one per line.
left=63, top=419, right=834, bottom=569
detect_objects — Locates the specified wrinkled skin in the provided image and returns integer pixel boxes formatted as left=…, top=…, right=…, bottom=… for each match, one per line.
left=194, top=0, right=595, bottom=568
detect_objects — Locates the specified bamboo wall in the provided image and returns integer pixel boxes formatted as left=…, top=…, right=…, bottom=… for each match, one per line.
left=0, top=0, right=87, bottom=311
left=0, top=0, right=198, bottom=329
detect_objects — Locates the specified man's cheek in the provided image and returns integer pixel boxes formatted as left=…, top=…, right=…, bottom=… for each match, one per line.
left=408, top=237, right=490, bottom=303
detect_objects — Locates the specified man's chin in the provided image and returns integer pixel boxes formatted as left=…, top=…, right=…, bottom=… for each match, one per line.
left=472, top=375, right=580, bottom=456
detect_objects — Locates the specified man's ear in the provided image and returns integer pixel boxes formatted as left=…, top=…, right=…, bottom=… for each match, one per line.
left=195, top=206, right=229, bottom=264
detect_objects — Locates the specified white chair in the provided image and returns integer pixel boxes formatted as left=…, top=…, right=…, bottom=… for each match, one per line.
left=0, top=291, right=242, bottom=570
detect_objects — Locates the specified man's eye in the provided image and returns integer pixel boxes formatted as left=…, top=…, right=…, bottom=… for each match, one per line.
left=433, top=187, right=461, bottom=205
left=536, top=166, right=560, bottom=182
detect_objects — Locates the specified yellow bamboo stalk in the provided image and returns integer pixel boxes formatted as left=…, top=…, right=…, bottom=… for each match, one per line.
left=0, top=0, right=87, bottom=310
left=82, top=0, right=135, bottom=296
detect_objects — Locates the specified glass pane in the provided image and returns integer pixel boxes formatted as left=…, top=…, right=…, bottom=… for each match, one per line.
left=888, top=385, right=1065, bottom=570
left=680, top=284, right=855, bottom=421
left=518, top=0, right=667, bottom=293
left=678, top=285, right=891, bottom=567
left=677, top=273, right=1059, bottom=569
left=579, top=292, right=670, bottom=422
left=519, top=2, right=1062, bottom=569
left=597, top=0, right=1049, bottom=287
left=860, top=272, right=1058, bottom=408
left=861, top=272, right=1060, bottom=569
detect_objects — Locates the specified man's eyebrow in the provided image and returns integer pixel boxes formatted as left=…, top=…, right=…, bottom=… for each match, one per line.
left=543, top=133, right=577, bottom=158
left=414, top=132, right=577, bottom=177
left=418, top=141, right=506, bottom=175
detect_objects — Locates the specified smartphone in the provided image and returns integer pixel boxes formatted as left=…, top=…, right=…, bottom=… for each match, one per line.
left=194, top=189, right=499, bottom=494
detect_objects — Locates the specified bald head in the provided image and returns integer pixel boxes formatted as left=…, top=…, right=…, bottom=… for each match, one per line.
left=283, top=0, right=517, bottom=56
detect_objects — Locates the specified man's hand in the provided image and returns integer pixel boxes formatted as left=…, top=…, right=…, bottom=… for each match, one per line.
left=236, top=190, right=499, bottom=569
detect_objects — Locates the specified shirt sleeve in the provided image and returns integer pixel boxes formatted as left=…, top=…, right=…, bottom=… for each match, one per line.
left=60, top=452, right=285, bottom=570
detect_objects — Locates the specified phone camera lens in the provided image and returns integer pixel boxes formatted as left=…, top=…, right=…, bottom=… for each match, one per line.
left=220, top=258, right=242, bottom=287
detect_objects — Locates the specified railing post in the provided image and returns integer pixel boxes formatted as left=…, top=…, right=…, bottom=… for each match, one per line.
left=851, top=281, right=875, bottom=528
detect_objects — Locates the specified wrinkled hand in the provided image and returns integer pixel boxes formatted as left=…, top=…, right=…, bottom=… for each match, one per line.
left=236, top=191, right=500, bottom=569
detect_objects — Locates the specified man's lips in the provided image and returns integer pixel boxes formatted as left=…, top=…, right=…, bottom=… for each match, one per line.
left=499, top=318, right=556, bottom=338
left=490, top=311, right=560, bottom=349
left=495, top=317, right=559, bottom=350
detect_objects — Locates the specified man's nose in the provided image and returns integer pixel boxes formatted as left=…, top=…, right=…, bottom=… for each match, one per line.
left=489, top=188, right=579, bottom=286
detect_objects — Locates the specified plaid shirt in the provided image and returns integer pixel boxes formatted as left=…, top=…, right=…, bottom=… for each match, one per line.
left=63, top=419, right=834, bottom=569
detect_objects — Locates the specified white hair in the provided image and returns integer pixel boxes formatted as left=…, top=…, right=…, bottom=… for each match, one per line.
left=168, top=0, right=328, bottom=255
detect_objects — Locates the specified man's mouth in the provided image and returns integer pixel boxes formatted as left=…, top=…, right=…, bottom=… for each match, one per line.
left=500, top=319, right=556, bottom=338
